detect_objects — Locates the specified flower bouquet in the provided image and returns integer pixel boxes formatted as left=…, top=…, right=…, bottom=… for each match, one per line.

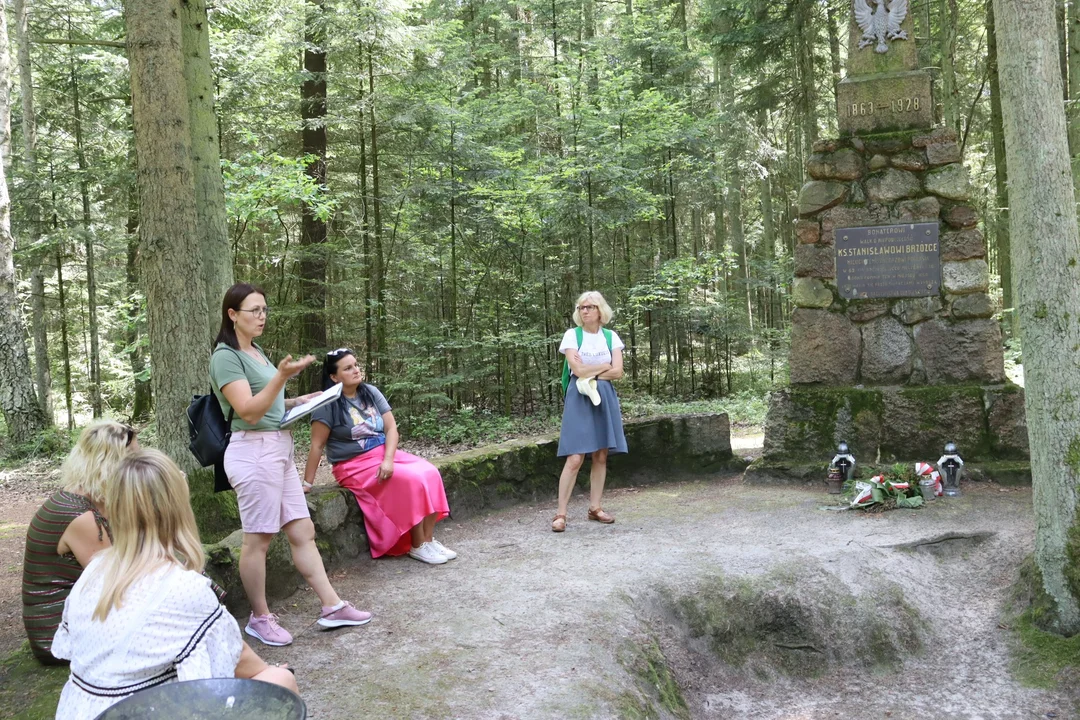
left=845, top=462, right=926, bottom=512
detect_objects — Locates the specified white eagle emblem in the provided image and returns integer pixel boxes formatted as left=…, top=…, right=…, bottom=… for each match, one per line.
left=854, top=0, right=909, bottom=54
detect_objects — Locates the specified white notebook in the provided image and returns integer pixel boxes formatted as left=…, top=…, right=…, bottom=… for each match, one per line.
left=279, top=382, right=343, bottom=428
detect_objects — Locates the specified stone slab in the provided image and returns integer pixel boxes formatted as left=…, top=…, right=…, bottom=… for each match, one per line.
left=760, top=383, right=1028, bottom=465
left=834, top=222, right=940, bottom=299
left=837, top=71, right=933, bottom=134
left=789, top=309, right=861, bottom=385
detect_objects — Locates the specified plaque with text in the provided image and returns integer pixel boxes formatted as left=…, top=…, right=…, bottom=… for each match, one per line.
left=835, top=223, right=940, bottom=300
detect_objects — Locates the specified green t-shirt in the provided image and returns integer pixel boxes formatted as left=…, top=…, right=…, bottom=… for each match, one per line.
left=209, top=343, right=284, bottom=431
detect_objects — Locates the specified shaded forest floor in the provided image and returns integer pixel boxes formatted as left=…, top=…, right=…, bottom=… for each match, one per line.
left=4, top=461, right=1077, bottom=718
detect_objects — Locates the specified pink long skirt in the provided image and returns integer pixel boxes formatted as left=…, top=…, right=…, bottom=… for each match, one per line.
left=331, top=445, right=450, bottom=558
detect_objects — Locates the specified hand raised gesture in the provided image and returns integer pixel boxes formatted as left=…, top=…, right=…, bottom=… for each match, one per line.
left=277, top=354, right=315, bottom=380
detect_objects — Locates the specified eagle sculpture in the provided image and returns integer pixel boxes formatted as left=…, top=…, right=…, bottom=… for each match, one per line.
left=854, top=0, right=909, bottom=54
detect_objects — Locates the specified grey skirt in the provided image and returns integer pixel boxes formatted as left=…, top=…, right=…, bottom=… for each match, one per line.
left=557, top=378, right=629, bottom=457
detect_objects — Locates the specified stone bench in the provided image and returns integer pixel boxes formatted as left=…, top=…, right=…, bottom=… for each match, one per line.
left=204, top=412, right=738, bottom=612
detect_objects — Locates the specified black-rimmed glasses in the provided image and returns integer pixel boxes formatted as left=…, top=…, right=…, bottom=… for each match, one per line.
left=577, top=304, right=598, bottom=312
left=237, top=306, right=270, bottom=319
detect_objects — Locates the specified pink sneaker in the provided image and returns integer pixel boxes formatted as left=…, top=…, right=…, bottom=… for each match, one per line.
left=245, top=613, right=293, bottom=646
left=317, top=601, right=373, bottom=629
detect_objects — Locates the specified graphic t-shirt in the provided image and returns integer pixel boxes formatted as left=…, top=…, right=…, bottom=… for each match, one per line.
left=311, top=385, right=392, bottom=465
left=559, top=328, right=625, bottom=370
left=209, top=343, right=284, bottom=431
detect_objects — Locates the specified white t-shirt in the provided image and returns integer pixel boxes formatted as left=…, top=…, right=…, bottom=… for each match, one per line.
left=560, top=328, right=625, bottom=366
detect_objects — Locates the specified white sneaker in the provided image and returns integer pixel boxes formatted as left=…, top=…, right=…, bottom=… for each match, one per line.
left=430, top=538, right=457, bottom=560
left=408, top=542, right=447, bottom=565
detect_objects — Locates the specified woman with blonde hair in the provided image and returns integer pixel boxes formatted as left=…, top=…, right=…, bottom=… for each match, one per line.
left=552, top=291, right=628, bottom=532
left=22, top=420, right=136, bottom=664
left=53, top=449, right=297, bottom=719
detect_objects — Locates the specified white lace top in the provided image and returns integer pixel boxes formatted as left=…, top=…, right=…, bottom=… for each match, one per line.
left=52, top=554, right=242, bottom=720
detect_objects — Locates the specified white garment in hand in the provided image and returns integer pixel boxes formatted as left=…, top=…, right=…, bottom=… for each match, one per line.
left=53, top=554, right=242, bottom=720
left=575, top=376, right=602, bottom=406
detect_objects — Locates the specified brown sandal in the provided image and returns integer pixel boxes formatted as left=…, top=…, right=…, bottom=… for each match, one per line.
left=552, top=514, right=567, bottom=532
left=588, top=507, right=615, bottom=524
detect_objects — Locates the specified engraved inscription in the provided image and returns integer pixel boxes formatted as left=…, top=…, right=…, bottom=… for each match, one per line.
left=834, top=223, right=941, bottom=299
left=845, top=96, right=922, bottom=117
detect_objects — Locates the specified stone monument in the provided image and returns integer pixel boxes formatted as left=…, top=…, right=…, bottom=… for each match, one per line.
left=746, top=1, right=1029, bottom=482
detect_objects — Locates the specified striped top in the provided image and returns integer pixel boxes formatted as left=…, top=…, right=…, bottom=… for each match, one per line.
left=22, top=490, right=110, bottom=665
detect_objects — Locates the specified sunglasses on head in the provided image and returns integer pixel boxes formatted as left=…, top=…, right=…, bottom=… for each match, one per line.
left=327, top=347, right=354, bottom=358
left=122, top=424, right=136, bottom=446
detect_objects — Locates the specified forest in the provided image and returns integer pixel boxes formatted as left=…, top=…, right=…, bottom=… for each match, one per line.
left=0, top=0, right=1019, bottom=454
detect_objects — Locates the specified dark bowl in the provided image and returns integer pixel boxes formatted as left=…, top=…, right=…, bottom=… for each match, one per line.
left=93, top=678, right=306, bottom=720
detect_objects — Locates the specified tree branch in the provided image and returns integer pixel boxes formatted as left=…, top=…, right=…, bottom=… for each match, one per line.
left=32, top=37, right=126, bottom=49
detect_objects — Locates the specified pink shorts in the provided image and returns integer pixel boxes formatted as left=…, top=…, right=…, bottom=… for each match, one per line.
left=223, top=430, right=310, bottom=534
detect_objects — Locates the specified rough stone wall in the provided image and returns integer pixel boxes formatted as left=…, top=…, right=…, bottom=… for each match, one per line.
left=792, top=127, right=1004, bottom=387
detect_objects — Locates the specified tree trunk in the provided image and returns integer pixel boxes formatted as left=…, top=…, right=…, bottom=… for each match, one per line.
left=987, top=0, right=1014, bottom=336
left=70, top=52, right=102, bottom=418
left=939, top=0, right=960, bottom=132
left=357, top=41, right=373, bottom=376
left=0, top=5, right=46, bottom=445
left=994, top=0, right=1080, bottom=634
left=795, top=0, right=818, bottom=150
left=182, top=0, right=232, bottom=339
left=55, top=242, right=73, bottom=431
left=299, top=0, right=328, bottom=392
left=14, top=0, right=52, bottom=421
left=368, top=48, right=386, bottom=379
left=125, top=122, right=151, bottom=422
left=1067, top=0, right=1080, bottom=202
left=126, top=0, right=210, bottom=469
left=826, top=4, right=842, bottom=109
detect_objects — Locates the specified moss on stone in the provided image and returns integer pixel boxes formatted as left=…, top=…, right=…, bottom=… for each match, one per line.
left=619, top=639, right=690, bottom=720
left=0, top=643, right=67, bottom=719
left=187, top=467, right=240, bottom=543
left=673, top=567, right=921, bottom=678
left=1009, top=556, right=1080, bottom=688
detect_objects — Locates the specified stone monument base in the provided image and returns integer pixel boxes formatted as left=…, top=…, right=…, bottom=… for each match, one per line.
left=747, top=383, right=1029, bottom=484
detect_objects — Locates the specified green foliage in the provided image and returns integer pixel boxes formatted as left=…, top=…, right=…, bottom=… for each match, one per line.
left=408, top=406, right=521, bottom=446
left=0, top=426, right=73, bottom=464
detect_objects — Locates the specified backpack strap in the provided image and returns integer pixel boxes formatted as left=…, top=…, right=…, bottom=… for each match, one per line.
left=602, top=327, right=612, bottom=352
left=210, top=346, right=240, bottom=426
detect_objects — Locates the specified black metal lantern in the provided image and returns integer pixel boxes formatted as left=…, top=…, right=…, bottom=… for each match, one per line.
left=831, top=442, right=856, bottom=482
left=937, top=441, right=964, bottom=498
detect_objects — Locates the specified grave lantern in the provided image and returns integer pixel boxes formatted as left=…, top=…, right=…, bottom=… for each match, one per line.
left=831, top=442, right=856, bottom=483
left=937, top=442, right=964, bottom=498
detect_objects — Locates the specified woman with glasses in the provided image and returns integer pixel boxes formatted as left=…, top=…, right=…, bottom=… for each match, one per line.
left=551, top=291, right=627, bottom=533
left=211, top=282, right=371, bottom=647
left=303, top=349, right=455, bottom=565
left=53, top=450, right=298, bottom=719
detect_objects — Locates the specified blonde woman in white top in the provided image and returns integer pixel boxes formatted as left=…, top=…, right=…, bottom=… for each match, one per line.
left=53, top=449, right=297, bottom=719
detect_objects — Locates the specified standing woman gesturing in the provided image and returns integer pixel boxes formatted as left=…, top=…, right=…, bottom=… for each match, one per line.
left=552, top=291, right=628, bottom=532
left=211, top=283, right=371, bottom=647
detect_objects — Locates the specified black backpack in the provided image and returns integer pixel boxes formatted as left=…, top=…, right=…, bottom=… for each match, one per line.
left=188, top=347, right=240, bottom=493
left=187, top=390, right=234, bottom=468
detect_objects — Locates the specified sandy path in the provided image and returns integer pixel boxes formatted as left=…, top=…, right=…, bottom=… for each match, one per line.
left=241, top=477, right=1072, bottom=719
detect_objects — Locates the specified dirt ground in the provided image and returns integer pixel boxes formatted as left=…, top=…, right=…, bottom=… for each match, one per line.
left=2, top=440, right=1076, bottom=718
left=247, top=477, right=1068, bottom=719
